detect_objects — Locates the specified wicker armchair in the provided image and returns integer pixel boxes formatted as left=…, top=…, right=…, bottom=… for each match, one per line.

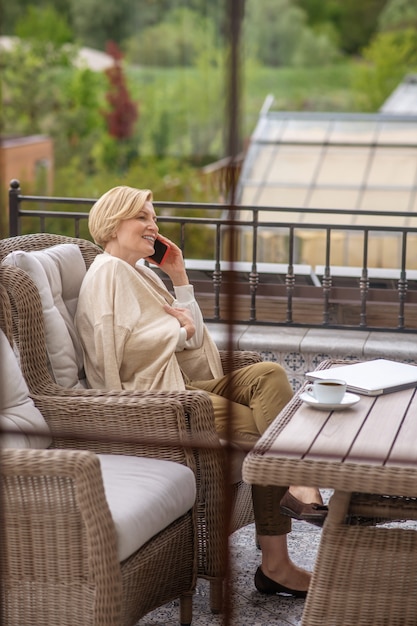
left=0, top=443, right=196, bottom=626
left=0, top=233, right=258, bottom=613
left=0, top=305, right=196, bottom=625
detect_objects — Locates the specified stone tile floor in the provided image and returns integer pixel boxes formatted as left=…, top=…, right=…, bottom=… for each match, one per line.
left=139, top=518, right=321, bottom=626
left=139, top=494, right=417, bottom=626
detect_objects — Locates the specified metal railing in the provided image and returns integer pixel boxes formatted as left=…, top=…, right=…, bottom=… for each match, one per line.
left=7, top=179, right=417, bottom=333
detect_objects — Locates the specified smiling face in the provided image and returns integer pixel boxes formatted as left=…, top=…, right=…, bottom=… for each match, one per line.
left=105, top=200, right=159, bottom=265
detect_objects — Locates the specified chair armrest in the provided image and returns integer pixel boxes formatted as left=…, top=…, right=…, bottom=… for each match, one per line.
left=33, top=393, right=198, bottom=471
left=219, top=349, right=262, bottom=373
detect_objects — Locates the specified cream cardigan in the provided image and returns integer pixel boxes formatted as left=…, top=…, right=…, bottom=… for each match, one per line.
left=75, top=253, right=223, bottom=391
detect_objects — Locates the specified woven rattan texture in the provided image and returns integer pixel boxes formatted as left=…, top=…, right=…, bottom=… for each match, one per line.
left=243, top=358, right=417, bottom=625
left=0, top=233, right=257, bottom=612
left=0, top=448, right=195, bottom=626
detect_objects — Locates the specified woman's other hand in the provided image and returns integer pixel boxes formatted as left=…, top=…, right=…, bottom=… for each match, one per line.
left=163, top=304, right=196, bottom=340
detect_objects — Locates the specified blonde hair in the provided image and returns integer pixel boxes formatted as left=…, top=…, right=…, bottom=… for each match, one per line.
left=88, top=186, right=153, bottom=247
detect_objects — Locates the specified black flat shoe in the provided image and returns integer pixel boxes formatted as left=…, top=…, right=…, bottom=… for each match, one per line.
left=254, top=566, right=308, bottom=598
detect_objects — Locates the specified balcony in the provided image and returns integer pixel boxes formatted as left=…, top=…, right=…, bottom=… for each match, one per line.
left=7, top=180, right=417, bottom=390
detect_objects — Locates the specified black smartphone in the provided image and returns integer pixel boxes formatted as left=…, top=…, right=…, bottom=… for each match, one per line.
left=149, top=238, right=170, bottom=265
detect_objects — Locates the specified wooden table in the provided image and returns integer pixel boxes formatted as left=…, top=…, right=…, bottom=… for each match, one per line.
left=242, top=360, right=417, bottom=626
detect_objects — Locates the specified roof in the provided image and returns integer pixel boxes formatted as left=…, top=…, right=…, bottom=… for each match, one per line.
left=380, top=74, right=417, bottom=115
left=235, top=96, right=417, bottom=268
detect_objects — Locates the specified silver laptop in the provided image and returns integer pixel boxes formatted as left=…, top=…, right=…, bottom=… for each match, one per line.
left=305, top=359, right=417, bottom=396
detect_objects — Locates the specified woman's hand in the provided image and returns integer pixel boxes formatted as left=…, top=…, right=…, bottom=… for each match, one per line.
left=147, top=235, right=189, bottom=286
left=163, top=304, right=195, bottom=340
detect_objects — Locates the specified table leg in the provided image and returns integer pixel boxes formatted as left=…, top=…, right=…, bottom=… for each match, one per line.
left=326, top=490, right=351, bottom=524
left=301, top=490, right=417, bottom=625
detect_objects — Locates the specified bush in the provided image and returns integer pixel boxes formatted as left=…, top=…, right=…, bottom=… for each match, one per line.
left=353, top=28, right=417, bottom=110
left=125, top=8, right=216, bottom=67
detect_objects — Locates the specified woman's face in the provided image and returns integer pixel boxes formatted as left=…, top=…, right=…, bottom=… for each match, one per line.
left=107, top=200, right=159, bottom=265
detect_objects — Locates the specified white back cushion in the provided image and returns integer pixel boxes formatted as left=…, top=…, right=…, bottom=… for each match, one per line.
left=0, top=330, right=52, bottom=449
left=3, top=244, right=87, bottom=389
left=98, top=454, right=196, bottom=561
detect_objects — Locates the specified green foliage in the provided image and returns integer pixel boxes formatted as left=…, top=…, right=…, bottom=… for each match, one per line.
left=2, top=0, right=389, bottom=63
left=296, top=0, right=388, bottom=55
left=125, top=7, right=218, bottom=67
left=330, top=0, right=388, bottom=55
left=245, top=0, right=339, bottom=67
left=245, top=0, right=306, bottom=66
left=182, top=48, right=225, bottom=159
left=69, top=0, right=134, bottom=49
left=378, top=0, right=417, bottom=32
left=292, top=25, right=341, bottom=67
left=0, top=40, right=73, bottom=135
left=2, top=0, right=226, bottom=43
left=0, top=34, right=109, bottom=167
left=128, top=47, right=226, bottom=162
left=353, top=28, right=417, bottom=110
left=52, top=155, right=211, bottom=201
left=50, top=67, right=108, bottom=170
left=2, top=0, right=71, bottom=35
left=15, top=5, right=74, bottom=45
left=243, top=61, right=358, bottom=121
left=150, top=110, right=171, bottom=157
left=44, top=155, right=220, bottom=254
left=295, top=0, right=339, bottom=25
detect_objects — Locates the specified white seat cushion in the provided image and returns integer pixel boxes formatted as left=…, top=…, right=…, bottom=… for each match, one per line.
left=98, top=454, right=196, bottom=562
left=2, top=244, right=87, bottom=388
left=0, top=330, right=52, bottom=449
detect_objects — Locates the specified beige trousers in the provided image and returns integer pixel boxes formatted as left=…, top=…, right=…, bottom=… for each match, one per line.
left=188, top=361, right=293, bottom=535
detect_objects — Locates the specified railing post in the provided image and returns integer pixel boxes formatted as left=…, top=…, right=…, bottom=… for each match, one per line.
left=285, top=225, right=295, bottom=324
left=360, top=230, right=369, bottom=328
left=322, top=228, right=332, bottom=325
left=398, top=231, right=408, bottom=329
left=213, top=223, right=222, bottom=321
left=8, top=179, right=21, bottom=236
left=249, top=209, right=259, bottom=322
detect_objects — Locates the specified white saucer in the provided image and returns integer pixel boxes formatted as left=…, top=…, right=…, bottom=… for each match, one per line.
left=299, top=391, right=360, bottom=411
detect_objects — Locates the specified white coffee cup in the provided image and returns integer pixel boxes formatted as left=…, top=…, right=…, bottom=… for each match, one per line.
left=305, top=379, right=347, bottom=404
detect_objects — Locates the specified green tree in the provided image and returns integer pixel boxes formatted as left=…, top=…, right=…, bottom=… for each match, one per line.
left=353, top=28, right=417, bottom=110
left=123, top=0, right=224, bottom=34
left=292, top=27, right=340, bottom=66
left=378, top=0, right=417, bottom=32
left=330, top=0, right=388, bottom=54
left=0, top=40, right=73, bottom=135
left=2, top=0, right=67, bottom=35
left=51, top=65, right=108, bottom=170
left=0, top=7, right=108, bottom=169
left=69, top=0, right=134, bottom=49
left=295, top=0, right=339, bottom=25
left=15, top=5, right=74, bottom=45
left=125, top=7, right=217, bottom=67
left=245, top=0, right=339, bottom=67
left=296, top=0, right=388, bottom=54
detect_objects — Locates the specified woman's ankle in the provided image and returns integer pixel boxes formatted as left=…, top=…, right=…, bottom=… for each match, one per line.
left=288, top=485, right=323, bottom=505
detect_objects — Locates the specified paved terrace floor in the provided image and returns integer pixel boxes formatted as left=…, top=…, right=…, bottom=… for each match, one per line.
left=143, top=518, right=321, bottom=626
left=142, top=510, right=417, bottom=625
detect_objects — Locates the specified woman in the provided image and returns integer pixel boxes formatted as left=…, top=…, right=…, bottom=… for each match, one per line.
left=75, top=185, right=325, bottom=597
